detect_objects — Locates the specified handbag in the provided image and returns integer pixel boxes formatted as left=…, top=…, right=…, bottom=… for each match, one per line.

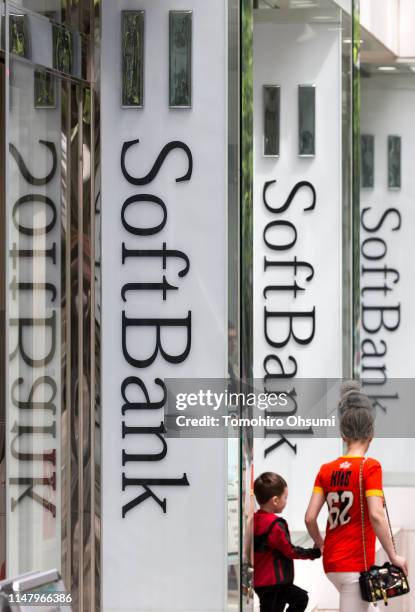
left=358, top=459, right=410, bottom=605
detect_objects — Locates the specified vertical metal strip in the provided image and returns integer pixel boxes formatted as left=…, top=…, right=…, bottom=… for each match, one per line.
left=81, top=86, right=92, bottom=612
left=62, top=76, right=73, bottom=592
left=88, top=5, right=96, bottom=609
left=3, top=0, right=9, bottom=580
left=240, top=2, right=253, bottom=385
left=352, top=0, right=361, bottom=378
left=89, top=89, right=96, bottom=612
left=89, top=0, right=100, bottom=609
left=227, top=0, right=240, bottom=608
left=67, top=79, right=73, bottom=594
left=94, top=110, right=101, bottom=612
left=94, top=5, right=101, bottom=609
left=77, top=86, right=84, bottom=612
left=69, top=79, right=75, bottom=593
left=341, top=9, right=353, bottom=378
left=3, top=0, right=10, bottom=574
left=240, top=1, right=254, bottom=611
left=69, top=81, right=80, bottom=608
left=0, top=35, right=6, bottom=584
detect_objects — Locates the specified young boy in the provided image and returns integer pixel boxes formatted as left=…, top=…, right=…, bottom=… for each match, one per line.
left=254, top=472, right=321, bottom=612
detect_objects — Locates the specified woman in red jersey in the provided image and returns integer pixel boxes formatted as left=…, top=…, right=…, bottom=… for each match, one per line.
left=304, top=380, right=408, bottom=612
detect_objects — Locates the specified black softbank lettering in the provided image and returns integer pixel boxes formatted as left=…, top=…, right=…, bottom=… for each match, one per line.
left=360, top=207, right=401, bottom=412
left=120, top=139, right=192, bottom=516
left=261, top=180, right=317, bottom=457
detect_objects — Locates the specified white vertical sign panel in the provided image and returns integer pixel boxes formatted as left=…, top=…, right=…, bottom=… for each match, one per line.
left=252, top=21, right=343, bottom=531
left=7, top=60, right=61, bottom=574
left=360, top=80, right=415, bottom=477
left=101, top=2, right=228, bottom=611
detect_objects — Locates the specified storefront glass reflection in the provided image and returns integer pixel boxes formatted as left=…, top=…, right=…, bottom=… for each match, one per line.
left=3, top=3, right=97, bottom=608
left=4, top=3, right=87, bottom=80
left=359, top=51, right=415, bottom=488
left=8, top=0, right=92, bottom=34
left=250, top=1, right=353, bottom=610
left=6, top=54, right=63, bottom=576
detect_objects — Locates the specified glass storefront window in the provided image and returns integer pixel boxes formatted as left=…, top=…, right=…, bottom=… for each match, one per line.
left=2, top=1, right=97, bottom=607
left=249, top=1, right=353, bottom=610
left=7, top=54, right=63, bottom=577
left=359, top=35, right=415, bottom=488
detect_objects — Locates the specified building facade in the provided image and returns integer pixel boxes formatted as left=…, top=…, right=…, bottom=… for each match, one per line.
left=0, top=1, right=415, bottom=610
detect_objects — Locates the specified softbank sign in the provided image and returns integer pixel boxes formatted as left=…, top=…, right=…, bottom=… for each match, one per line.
left=101, top=1, right=227, bottom=611
left=119, top=140, right=192, bottom=518
left=252, top=21, right=343, bottom=530
left=7, top=61, right=61, bottom=575
left=253, top=23, right=343, bottom=418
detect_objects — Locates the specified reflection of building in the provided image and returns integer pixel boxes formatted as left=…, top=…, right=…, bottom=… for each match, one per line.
left=0, top=1, right=415, bottom=611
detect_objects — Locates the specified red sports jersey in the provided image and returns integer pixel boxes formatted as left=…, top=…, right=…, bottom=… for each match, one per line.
left=313, top=456, right=383, bottom=573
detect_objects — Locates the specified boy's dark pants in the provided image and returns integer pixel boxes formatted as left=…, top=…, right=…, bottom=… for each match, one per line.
left=255, top=584, right=309, bottom=612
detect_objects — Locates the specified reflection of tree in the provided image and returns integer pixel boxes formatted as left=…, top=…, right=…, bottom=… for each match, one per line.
left=300, top=129, right=314, bottom=155
left=10, top=16, right=28, bottom=58
left=171, top=15, right=191, bottom=106
left=173, top=68, right=189, bottom=107
left=54, top=25, right=72, bottom=74
left=122, top=13, right=142, bottom=106
left=34, top=71, right=55, bottom=108
left=361, top=136, right=373, bottom=187
left=264, top=90, right=277, bottom=154
left=388, top=137, right=401, bottom=188
left=174, top=19, right=188, bottom=48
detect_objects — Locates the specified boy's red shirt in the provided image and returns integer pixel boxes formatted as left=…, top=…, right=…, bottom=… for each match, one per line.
left=313, top=456, right=383, bottom=573
left=253, top=509, right=320, bottom=587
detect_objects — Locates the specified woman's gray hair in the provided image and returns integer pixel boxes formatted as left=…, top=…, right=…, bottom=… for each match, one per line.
left=338, top=380, right=374, bottom=442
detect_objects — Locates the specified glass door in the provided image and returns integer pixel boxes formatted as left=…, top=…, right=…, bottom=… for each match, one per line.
left=2, top=2, right=98, bottom=609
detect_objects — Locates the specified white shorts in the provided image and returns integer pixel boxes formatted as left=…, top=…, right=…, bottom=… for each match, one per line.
left=326, top=572, right=376, bottom=612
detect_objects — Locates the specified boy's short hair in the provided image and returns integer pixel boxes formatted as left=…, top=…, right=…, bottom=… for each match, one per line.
left=254, top=472, right=287, bottom=505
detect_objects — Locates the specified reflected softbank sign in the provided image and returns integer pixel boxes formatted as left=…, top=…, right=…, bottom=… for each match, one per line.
left=7, top=60, right=61, bottom=575
left=101, top=1, right=227, bottom=610
left=252, top=19, right=343, bottom=530
left=359, top=80, right=415, bottom=478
